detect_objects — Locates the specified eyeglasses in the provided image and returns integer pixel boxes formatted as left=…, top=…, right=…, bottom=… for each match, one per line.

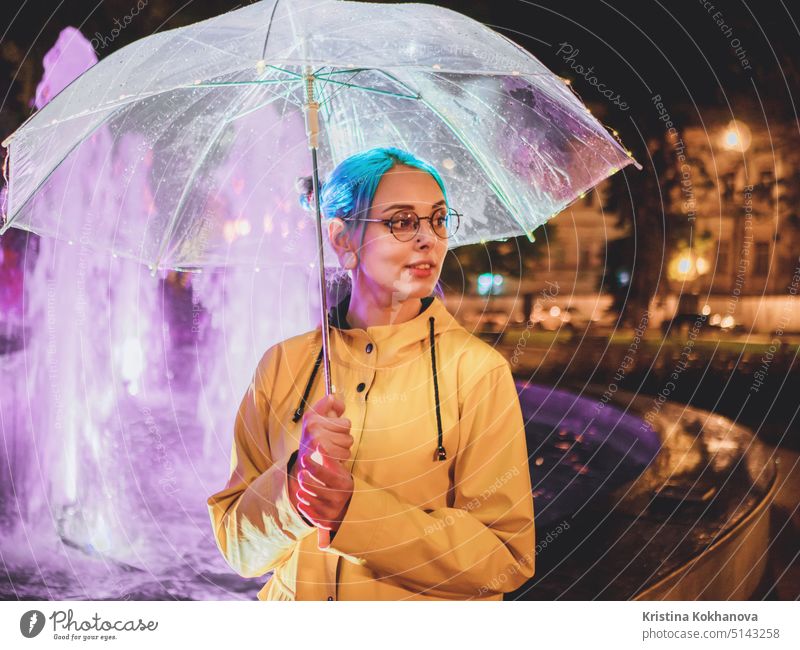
left=353, top=207, right=462, bottom=242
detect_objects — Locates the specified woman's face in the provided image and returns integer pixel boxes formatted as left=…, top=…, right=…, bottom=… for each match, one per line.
left=351, top=164, right=448, bottom=302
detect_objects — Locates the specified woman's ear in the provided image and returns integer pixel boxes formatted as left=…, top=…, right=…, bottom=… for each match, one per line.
left=327, top=218, right=354, bottom=263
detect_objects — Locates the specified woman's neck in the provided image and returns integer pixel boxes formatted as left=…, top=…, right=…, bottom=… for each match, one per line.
left=346, top=283, right=423, bottom=330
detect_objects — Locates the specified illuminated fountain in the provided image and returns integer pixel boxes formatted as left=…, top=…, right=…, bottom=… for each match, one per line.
left=0, top=27, right=316, bottom=599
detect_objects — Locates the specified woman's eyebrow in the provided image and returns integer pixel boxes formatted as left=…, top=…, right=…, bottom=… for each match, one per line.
left=381, top=199, right=446, bottom=213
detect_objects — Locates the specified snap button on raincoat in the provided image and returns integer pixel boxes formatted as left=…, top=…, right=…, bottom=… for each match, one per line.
left=207, top=294, right=535, bottom=600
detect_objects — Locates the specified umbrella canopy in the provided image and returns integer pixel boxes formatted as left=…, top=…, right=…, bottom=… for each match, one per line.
left=1, top=0, right=639, bottom=273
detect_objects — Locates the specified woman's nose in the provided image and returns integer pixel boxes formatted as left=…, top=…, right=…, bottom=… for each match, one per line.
left=415, top=220, right=437, bottom=245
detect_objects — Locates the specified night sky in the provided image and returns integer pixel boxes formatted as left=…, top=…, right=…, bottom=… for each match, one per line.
left=2, top=1, right=798, bottom=143
left=0, top=0, right=800, bottom=132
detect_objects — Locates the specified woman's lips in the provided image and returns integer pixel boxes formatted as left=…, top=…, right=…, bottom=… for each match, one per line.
left=404, top=264, right=434, bottom=278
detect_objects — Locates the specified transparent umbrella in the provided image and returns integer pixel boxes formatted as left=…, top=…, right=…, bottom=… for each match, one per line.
left=1, top=0, right=640, bottom=394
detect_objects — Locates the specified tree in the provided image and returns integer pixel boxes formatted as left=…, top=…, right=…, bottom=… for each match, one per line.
left=601, top=115, right=704, bottom=325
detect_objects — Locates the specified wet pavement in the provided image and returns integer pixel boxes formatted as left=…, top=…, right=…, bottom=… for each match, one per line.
left=509, top=385, right=779, bottom=600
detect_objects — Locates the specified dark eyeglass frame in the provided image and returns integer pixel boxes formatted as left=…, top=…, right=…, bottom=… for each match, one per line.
left=352, top=207, right=462, bottom=242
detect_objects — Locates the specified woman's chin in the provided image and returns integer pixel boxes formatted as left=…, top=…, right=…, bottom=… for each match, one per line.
left=395, top=274, right=437, bottom=298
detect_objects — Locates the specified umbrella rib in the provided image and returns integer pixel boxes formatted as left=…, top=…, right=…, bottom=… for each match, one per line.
left=266, top=64, right=303, bottom=78
left=316, top=77, right=419, bottom=102
left=2, top=86, right=202, bottom=144
left=0, top=95, right=164, bottom=234
left=226, top=80, right=301, bottom=123
left=181, top=35, right=253, bottom=67
left=260, top=0, right=282, bottom=60
left=151, top=82, right=270, bottom=271
left=314, top=68, right=365, bottom=108
left=432, top=72, right=563, bottom=204
left=182, top=65, right=302, bottom=90
left=2, top=67, right=297, bottom=144
left=150, top=127, right=230, bottom=271
left=315, top=68, right=371, bottom=78
left=315, top=68, right=422, bottom=108
left=184, top=78, right=296, bottom=88
left=372, top=69, right=421, bottom=99
left=427, top=73, right=634, bottom=223
left=415, top=94, right=533, bottom=240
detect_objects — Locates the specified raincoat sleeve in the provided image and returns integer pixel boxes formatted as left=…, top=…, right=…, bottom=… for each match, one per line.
left=207, top=347, right=316, bottom=579
left=328, top=362, right=535, bottom=598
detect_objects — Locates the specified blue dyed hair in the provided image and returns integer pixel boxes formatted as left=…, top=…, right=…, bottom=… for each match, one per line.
left=319, top=147, right=449, bottom=228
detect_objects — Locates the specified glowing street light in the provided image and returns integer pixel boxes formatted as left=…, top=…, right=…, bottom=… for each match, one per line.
left=720, top=120, right=751, bottom=152
left=668, top=249, right=710, bottom=283
left=477, top=272, right=504, bottom=296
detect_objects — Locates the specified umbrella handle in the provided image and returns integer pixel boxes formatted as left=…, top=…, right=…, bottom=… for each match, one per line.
left=315, top=426, right=336, bottom=551
left=315, top=404, right=350, bottom=552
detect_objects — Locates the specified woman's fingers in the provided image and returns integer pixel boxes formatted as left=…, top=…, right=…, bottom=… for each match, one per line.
left=302, top=456, right=350, bottom=489
left=301, top=438, right=351, bottom=463
left=296, top=503, right=334, bottom=530
left=296, top=488, right=338, bottom=527
left=298, top=450, right=348, bottom=481
left=296, top=454, right=353, bottom=513
left=297, top=470, right=330, bottom=501
left=317, top=441, right=352, bottom=463
left=297, top=475, right=320, bottom=495
left=295, top=487, right=342, bottom=528
left=324, top=431, right=355, bottom=448
left=298, top=475, right=347, bottom=506
left=304, top=407, right=352, bottom=434
left=317, top=417, right=352, bottom=435
left=297, top=464, right=349, bottom=499
left=310, top=393, right=346, bottom=418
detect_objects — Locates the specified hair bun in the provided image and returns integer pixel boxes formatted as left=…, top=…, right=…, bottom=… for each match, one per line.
left=296, top=175, right=314, bottom=212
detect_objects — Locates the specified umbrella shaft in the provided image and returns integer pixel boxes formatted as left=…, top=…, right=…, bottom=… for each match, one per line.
left=304, top=70, right=332, bottom=395
left=310, top=146, right=333, bottom=396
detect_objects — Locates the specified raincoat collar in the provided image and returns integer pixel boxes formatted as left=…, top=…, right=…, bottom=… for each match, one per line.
left=292, top=291, right=464, bottom=461
left=326, top=290, right=463, bottom=352
left=327, top=291, right=435, bottom=330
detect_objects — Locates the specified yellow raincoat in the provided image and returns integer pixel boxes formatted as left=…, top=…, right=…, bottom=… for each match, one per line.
left=207, top=293, right=535, bottom=600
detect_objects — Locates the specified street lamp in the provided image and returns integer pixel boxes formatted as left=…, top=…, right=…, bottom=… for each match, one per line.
left=668, top=249, right=709, bottom=282
left=667, top=247, right=711, bottom=321
left=720, top=119, right=751, bottom=152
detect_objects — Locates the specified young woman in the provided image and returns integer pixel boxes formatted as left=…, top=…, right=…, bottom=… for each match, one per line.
left=207, top=147, right=535, bottom=601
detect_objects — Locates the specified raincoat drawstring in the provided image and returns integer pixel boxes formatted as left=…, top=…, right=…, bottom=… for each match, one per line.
left=290, top=306, right=446, bottom=461
left=291, top=347, right=324, bottom=423
left=429, top=316, right=447, bottom=461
